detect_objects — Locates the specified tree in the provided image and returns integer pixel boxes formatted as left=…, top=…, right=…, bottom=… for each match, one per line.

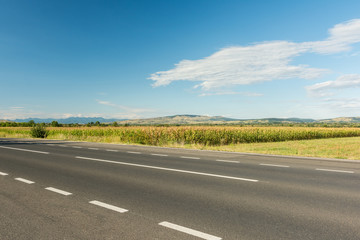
left=28, top=120, right=35, bottom=127
left=51, top=121, right=60, bottom=127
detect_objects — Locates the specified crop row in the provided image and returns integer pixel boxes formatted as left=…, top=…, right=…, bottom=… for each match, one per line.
left=2, top=126, right=360, bottom=146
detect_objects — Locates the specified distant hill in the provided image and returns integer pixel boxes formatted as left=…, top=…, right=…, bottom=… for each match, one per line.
left=12, top=117, right=126, bottom=124
left=319, top=117, right=360, bottom=123
left=5, top=115, right=360, bottom=125
left=0, top=119, right=13, bottom=123
left=119, top=115, right=318, bottom=125
left=119, top=115, right=238, bottom=125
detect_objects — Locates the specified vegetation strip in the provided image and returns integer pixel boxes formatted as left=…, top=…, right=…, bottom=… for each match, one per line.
left=3, top=126, right=360, bottom=146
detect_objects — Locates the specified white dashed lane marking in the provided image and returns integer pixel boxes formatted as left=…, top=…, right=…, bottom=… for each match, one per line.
left=180, top=156, right=200, bottom=160
left=45, top=187, right=73, bottom=196
left=76, top=156, right=259, bottom=182
left=127, top=151, right=141, bottom=154
left=88, top=148, right=99, bottom=150
left=15, top=178, right=35, bottom=184
left=0, top=146, right=49, bottom=154
left=89, top=200, right=128, bottom=213
left=106, top=149, right=118, bottom=152
left=72, top=146, right=82, bottom=149
left=159, top=221, right=222, bottom=240
left=151, top=153, right=168, bottom=157
left=216, top=160, right=239, bottom=163
left=259, top=163, right=290, bottom=168
left=0, top=171, right=9, bottom=176
left=316, top=168, right=354, bottom=173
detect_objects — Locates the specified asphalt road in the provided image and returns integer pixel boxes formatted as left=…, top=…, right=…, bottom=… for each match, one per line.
left=1, top=138, right=360, bottom=240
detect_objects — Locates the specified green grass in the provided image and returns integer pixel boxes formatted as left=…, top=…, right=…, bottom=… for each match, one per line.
left=0, top=126, right=359, bottom=160
left=188, top=137, right=360, bottom=160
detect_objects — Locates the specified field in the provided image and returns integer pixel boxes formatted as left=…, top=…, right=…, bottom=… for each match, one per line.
left=1, top=126, right=360, bottom=160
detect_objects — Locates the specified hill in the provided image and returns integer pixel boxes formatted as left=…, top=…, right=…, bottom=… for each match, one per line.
left=319, top=117, right=360, bottom=123
left=11, top=117, right=125, bottom=124
left=4, top=115, right=360, bottom=125
left=119, top=115, right=237, bottom=125
left=118, top=115, right=318, bottom=125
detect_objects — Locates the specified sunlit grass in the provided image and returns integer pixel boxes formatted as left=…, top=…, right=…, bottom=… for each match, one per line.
left=1, top=126, right=360, bottom=160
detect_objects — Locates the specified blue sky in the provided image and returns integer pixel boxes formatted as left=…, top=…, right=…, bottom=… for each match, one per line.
left=1, top=0, right=360, bottom=120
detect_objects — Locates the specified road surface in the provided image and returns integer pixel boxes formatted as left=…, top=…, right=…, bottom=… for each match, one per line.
left=1, top=138, right=359, bottom=239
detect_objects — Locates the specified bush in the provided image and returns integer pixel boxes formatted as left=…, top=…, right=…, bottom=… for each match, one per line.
left=30, top=124, right=48, bottom=138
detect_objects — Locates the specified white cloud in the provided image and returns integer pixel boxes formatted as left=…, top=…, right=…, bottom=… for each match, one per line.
left=97, top=100, right=116, bottom=107
left=62, top=113, right=85, bottom=118
left=10, top=107, right=24, bottom=110
left=149, top=19, right=360, bottom=91
left=96, top=100, right=155, bottom=118
left=150, top=41, right=325, bottom=90
left=306, top=74, right=360, bottom=97
left=306, top=19, right=360, bottom=54
left=199, top=91, right=263, bottom=97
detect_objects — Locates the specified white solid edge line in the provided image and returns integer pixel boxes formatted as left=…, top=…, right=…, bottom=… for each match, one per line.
left=75, top=156, right=258, bottom=182
left=0, top=172, right=9, bottom=176
left=0, top=146, right=49, bottom=154
left=127, top=151, right=141, bottom=154
left=159, top=221, right=222, bottom=240
left=45, top=187, right=72, bottom=196
left=89, top=200, right=128, bottom=213
left=15, top=178, right=34, bottom=184
left=216, top=160, right=239, bottom=163
left=315, top=168, right=354, bottom=173
left=181, top=156, right=201, bottom=159
left=259, top=163, right=290, bottom=168
left=151, top=153, right=168, bottom=157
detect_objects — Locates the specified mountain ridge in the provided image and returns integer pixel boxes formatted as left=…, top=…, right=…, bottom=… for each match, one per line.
left=2, top=115, right=360, bottom=124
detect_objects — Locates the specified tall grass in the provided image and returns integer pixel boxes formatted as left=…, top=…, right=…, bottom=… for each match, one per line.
left=2, top=126, right=360, bottom=146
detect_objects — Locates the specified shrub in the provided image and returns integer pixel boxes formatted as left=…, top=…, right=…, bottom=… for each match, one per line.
left=30, top=124, right=48, bottom=138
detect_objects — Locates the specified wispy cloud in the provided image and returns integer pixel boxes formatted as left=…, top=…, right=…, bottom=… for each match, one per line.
left=10, top=107, right=24, bottom=110
left=149, top=19, right=360, bottom=91
left=199, top=91, right=263, bottom=97
left=96, top=100, right=155, bottom=118
left=306, top=74, right=360, bottom=97
left=305, top=19, right=360, bottom=54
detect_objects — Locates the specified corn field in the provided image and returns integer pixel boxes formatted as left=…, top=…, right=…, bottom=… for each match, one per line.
left=2, top=126, right=360, bottom=146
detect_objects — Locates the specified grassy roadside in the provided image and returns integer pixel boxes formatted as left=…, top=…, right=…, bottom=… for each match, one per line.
left=0, top=127, right=359, bottom=160
left=169, top=137, right=360, bottom=160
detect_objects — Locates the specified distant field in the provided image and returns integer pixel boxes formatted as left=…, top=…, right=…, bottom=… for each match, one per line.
left=1, top=126, right=360, bottom=160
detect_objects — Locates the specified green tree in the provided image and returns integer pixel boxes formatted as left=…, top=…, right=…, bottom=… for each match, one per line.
left=51, top=121, right=60, bottom=127
left=28, top=120, right=35, bottom=127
